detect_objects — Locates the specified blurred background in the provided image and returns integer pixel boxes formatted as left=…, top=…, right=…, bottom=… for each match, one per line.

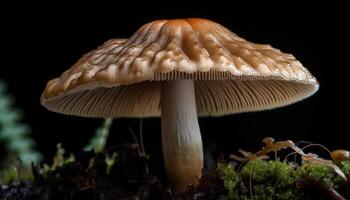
left=0, top=2, right=349, bottom=164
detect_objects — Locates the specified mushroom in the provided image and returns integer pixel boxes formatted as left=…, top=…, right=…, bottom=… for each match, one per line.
left=41, top=18, right=319, bottom=192
left=331, top=150, right=350, bottom=161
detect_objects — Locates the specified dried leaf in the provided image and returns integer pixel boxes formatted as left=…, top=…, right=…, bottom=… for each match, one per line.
left=303, top=154, right=347, bottom=181
left=257, top=139, right=295, bottom=157
left=229, top=149, right=269, bottom=162
left=262, top=137, right=274, bottom=145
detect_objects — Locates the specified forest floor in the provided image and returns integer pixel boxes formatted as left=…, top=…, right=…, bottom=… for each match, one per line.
left=1, top=142, right=350, bottom=200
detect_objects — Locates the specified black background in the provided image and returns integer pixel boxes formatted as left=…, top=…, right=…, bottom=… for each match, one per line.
left=1, top=2, right=349, bottom=161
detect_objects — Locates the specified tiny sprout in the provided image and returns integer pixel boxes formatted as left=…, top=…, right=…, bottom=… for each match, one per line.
left=105, top=153, right=118, bottom=174
left=51, top=143, right=75, bottom=169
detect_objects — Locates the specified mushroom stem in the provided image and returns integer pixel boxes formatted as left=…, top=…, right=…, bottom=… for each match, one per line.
left=161, top=79, right=203, bottom=193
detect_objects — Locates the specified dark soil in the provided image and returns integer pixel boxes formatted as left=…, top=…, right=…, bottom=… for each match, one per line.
left=1, top=144, right=171, bottom=200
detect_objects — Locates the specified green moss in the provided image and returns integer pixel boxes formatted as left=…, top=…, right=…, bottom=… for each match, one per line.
left=267, top=161, right=296, bottom=186
left=339, top=160, right=350, bottom=199
left=219, top=160, right=297, bottom=200
left=240, top=160, right=295, bottom=185
left=339, top=160, right=350, bottom=175
left=218, top=163, right=239, bottom=200
left=240, top=160, right=269, bottom=183
left=239, top=160, right=296, bottom=200
left=251, top=185, right=274, bottom=200
left=296, top=163, right=337, bottom=187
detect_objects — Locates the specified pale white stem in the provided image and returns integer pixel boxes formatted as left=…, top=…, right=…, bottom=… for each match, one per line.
left=161, top=79, right=203, bottom=193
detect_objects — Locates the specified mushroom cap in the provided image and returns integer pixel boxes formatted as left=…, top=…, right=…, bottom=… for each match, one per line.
left=41, top=18, right=319, bottom=117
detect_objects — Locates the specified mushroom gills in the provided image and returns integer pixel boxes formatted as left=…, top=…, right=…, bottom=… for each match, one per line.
left=161, top=79, right=203, bottom=193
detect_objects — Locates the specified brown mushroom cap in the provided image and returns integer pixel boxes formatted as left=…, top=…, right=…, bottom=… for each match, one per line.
left=41, top=18, right=319, bottom=117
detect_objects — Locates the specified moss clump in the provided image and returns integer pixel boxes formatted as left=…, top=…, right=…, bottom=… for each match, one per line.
left=218, top=159, right=349, bottom=200
left=218, top=160, right=296, bottom=200
left=339, top=160, right=350, bottom=175
left=239, top=160, right=296, bottom=200
left=239, top=159, right=270, bottom=183
left=296, top=163, right=337, bottom=188
left=218, top=163, right=238, bottom=200
left=337, top=160, right=350, bottom=198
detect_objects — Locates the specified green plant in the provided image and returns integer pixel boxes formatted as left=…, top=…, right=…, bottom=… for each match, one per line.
left=238, top=160, right=296, bottom=200
left=218, top=163, right=239, bottom=200
left=51, top=143, right=75, bottom=169
left=105, top=152, right=118, bottom=174
left=216, top=137, right=350, bottom=199
left=0, top=159, right=34, bottom=185
left=339, top=160, right=350, bottom=175
left=240, top=159, right=270, bottom=183
left=296, top=163, right=337, bottom=187
left=84, top=118, right=113, bottom=152
left=0, top=80, right=42, bottom=167
left=219, top=160, right=297, bottom=200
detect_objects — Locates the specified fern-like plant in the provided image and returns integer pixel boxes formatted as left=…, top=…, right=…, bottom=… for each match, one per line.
left=0, top=80, right=42, bottom=167
left=84, top=118, right=113, bottom=152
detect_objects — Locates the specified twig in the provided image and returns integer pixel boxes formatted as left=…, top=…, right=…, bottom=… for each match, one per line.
left=128, top=127, right=142, bottom=156
left=139, top=118, right=146, bottom=156
left=302, top=143, right=331, bottom=157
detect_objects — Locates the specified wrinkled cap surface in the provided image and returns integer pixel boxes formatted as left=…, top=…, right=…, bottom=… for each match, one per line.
left=41, top=18, right=319, bottom=117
